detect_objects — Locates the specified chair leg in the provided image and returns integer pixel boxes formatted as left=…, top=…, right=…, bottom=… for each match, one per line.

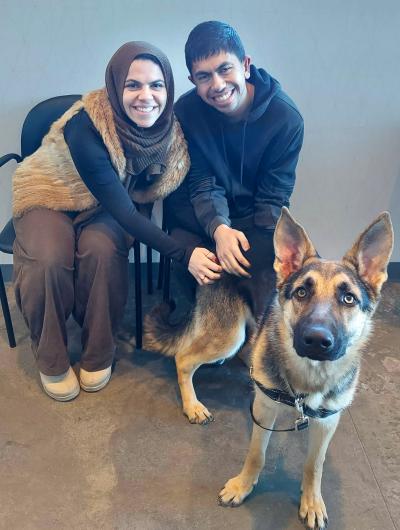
left=157, top=212, right=167, bottom=290
left=157, top=254, right=165, bottom=290
left=133, top=242, right=142, bottom=349
left=163, top=257, right=171, bottom=303
left=146, top=246, right=153, bottom=295
left=0, top=266, right=16, bottom=348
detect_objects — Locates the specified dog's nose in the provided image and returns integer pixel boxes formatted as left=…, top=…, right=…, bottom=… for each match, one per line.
left=293, top=321, right=342, bottom=361
left=303, top=327, right=333, bottom=349
left=302, top=325, right=334, bottom=354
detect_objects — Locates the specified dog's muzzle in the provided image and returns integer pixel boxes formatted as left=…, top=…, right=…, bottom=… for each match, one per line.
left=294, top=323, right=345, bottom=361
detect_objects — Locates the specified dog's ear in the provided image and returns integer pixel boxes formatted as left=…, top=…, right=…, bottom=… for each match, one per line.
left=343, top=212, right=393, bottom=293
left=273, top=207, right=317, bottom=283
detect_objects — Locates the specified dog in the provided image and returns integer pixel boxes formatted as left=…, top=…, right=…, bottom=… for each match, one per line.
left=145, top=207, right=393, bottom=529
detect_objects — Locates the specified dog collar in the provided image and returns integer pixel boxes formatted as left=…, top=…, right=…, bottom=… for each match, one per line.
left=249, top=366, right=340, bottom=432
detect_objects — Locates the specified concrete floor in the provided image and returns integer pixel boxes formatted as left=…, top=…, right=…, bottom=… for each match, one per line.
left=0, top=275, right=399, bottom=530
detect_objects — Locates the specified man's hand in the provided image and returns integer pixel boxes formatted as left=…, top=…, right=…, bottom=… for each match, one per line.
left=188, top=247, right=223, bottom=286
left=213, top=224, right=251, bottom=277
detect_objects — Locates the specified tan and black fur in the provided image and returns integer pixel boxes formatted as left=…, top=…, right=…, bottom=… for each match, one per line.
left=145, top=208, right=393, bottom=529
left=145, top=280, right=253, bottom=423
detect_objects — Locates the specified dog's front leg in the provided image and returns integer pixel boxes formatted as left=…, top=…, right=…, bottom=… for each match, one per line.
left=175, top=353, right=214, bottom=425
left=299, top=413, right=340, bottom=530
left=219, top=389, right=278, bottom=506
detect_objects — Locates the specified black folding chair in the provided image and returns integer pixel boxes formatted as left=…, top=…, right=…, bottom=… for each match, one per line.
left=0, top=95, right=146, bottom=349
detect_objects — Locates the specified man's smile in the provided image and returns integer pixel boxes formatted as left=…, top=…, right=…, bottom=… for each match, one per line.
left=211, top=88, right=235, bottom=105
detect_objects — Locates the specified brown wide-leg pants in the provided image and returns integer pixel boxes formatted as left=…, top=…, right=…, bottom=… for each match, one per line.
left=13, top=208, right=133, bottom=376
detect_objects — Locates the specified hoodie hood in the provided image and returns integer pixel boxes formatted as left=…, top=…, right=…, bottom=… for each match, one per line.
left=218, top=66, right=282, bottom=189
left=247, top=65, right=281, bottom=122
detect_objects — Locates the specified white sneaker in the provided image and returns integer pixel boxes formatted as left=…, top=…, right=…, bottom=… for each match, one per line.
left=40, top=367, right=80, bottom=401
left=79, top=366, right=112, bottom=392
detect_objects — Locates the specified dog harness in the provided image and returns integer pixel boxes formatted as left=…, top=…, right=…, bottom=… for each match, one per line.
left=249, top=366, right=341, bottom=432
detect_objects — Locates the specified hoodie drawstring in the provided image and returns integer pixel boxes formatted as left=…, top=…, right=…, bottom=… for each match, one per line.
left=221, top=120, right=248, bottom=198
left=240, top=120, right=248, bottom=186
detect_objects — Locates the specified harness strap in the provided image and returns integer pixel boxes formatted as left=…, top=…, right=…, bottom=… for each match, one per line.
left=251, top=373, right=340, bottom=420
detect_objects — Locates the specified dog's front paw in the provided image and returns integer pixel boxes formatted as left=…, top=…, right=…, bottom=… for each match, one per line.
left=183, top=401, right=214, bottom=425
left=218, top=475, right=253, bottom=507
left=299, top=490, right=328, bottom=530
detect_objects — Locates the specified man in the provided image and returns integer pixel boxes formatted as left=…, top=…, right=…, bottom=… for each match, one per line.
left=166, top=20, right=303, bottom=320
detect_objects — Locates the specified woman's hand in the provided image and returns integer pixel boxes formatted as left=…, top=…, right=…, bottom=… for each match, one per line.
left=188, top=247, right=223, bottom=286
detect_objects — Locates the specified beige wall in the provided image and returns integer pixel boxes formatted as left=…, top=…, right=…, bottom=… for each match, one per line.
left=1, top=0, right=399, bottom=264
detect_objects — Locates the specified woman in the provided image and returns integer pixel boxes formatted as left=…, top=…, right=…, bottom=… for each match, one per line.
left=12, top=42, right=221, bottom=401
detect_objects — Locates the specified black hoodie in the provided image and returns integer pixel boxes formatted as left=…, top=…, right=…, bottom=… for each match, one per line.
left=174, top=65, right=304, bottom=238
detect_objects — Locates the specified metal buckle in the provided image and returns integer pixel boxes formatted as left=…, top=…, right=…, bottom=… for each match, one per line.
left=294, top=396, right=309, bottom=431
left=294, top=396, right=305, bottom=412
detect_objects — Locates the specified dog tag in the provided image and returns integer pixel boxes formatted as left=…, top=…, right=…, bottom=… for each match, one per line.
left=295, top=416, right=309, bottom=431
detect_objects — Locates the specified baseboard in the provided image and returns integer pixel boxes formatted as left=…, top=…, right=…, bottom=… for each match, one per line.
left=2, top=262, right=400, bottom=282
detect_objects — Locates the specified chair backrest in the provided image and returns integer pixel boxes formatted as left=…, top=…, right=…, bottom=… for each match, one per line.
left=20, top=95, right=81, bottom=159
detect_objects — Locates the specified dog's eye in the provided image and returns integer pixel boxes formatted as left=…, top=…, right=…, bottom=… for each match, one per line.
left=343, top=293, right=356, bottom=306
left=295, top=287, right=307, bottom=299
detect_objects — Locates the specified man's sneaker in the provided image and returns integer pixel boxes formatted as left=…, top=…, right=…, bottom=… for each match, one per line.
left=40, top=367, right=80, bottom=401
left=79, top=366, right=112, bottom=392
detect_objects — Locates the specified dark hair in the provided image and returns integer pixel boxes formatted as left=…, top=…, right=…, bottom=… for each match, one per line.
left=185, top=21, right=245, bottom=73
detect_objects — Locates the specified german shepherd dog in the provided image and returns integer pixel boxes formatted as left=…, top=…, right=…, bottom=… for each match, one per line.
left=144, top=208, right=393, bottom=529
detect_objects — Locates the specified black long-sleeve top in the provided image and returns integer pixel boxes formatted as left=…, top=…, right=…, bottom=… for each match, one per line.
left=174, top=65, right=304, bottom=238
left=64, top=110, right=193, bottom=265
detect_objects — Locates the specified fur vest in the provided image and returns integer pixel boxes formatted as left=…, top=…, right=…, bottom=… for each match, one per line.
left=12, top=88, right=190, bottom=217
